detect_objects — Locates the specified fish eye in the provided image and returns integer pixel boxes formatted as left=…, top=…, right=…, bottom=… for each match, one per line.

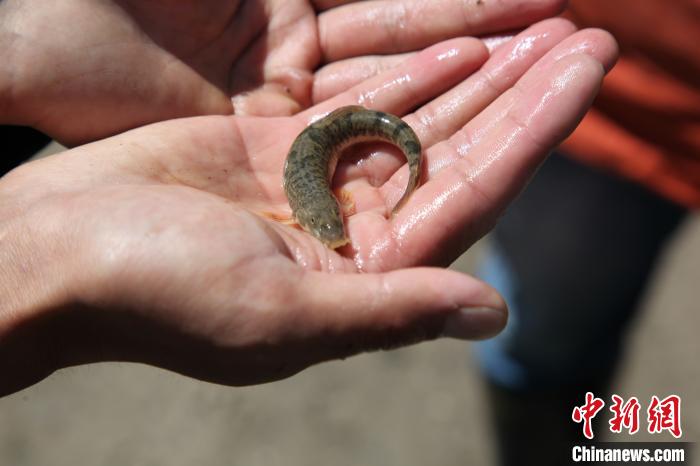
left=310, top=217, right=316, bottom=225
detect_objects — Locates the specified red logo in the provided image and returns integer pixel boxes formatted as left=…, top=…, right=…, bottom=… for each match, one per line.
left=609, top=394, right=641, bottom=434
left=573, top=393, right=683, bottom=439
left=572, top=392, right=605, bottom=439
left=647, top=395, right=682, bottom=438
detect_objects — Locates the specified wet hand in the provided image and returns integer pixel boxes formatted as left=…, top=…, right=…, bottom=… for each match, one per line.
left=0, top=20, right=617, bottom=394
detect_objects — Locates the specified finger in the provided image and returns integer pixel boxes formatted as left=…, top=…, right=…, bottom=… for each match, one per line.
left=331, top=18, right=577, bottom=191
left=318, top=0, right=567, bottom=61
left=293, top=267, right=507, bottom=362
left=311, top=0, right=360, bottom=11
left=312, top=52, right=413, bottom=103
left=232, top=84, right=307, bottom=117
left=312, top=31, right=525, bottom=105
left=405, top=18, right=579, bottom=150
left=366, top=27, right=617, bottom=218
left=385, top=54, right=609, bottom=268
left=481, top=34, right=516, bottom=54
left=299, top=37, right=489, bottom=124
left=415, top=27, right=619, bottom=176
left=228, top=4, right=319, bottom=115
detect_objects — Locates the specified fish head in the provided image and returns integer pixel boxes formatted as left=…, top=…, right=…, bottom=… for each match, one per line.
left=296, top=203, right=348, bottom=249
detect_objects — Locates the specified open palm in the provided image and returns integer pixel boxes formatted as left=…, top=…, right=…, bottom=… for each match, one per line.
left=0, top=20, right=616, bottom=392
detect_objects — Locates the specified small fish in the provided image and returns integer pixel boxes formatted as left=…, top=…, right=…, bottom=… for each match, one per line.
left=283, top=105, right=422, bottom=249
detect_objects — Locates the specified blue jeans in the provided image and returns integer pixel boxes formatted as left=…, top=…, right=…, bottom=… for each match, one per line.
left=475, top=153, right=686, bottom=392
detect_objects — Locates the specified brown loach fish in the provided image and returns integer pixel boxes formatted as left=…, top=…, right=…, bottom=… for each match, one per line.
left=283, top=106, right=422, bottom=249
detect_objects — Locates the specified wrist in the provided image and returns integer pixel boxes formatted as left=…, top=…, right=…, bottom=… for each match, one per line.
left=0, top=198, right=77, bottom=395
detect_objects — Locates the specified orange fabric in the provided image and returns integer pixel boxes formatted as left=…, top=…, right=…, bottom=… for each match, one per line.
left=561, top=0, right=700, bottom=208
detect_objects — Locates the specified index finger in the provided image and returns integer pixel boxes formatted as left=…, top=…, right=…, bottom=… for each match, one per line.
left=298, top=37, right=489, bottom=124
left=318, top=0, right=567, bottom=61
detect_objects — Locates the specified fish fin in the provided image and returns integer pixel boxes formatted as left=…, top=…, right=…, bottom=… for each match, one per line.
left=260, top=211, right=301, bottom=227
left=335, top=188, right=357, bottom=217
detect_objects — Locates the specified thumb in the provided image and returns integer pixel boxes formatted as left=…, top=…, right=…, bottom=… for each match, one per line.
left=293, top=267, right=508, bottom=361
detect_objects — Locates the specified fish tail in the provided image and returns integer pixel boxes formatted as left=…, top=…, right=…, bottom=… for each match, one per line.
left=391, top=162, right=421, bottom=215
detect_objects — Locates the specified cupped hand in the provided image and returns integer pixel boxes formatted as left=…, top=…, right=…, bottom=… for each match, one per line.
left=0, top=0, right=566, bottom=145
left=0, top=19, right=617, bottom=394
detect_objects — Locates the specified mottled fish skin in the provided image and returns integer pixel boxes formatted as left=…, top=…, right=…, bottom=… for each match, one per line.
left=283, top=105, right=422, bottom=249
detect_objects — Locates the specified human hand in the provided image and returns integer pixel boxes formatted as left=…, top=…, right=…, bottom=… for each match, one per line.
left=0, top=19, right=617, bottom=395
left=0, top=0, right=566, bottom=145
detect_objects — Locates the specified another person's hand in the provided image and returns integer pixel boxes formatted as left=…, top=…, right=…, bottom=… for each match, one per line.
left=0, top=0, right=566, bottom=145
left=0, top=20, right=617, bottom=396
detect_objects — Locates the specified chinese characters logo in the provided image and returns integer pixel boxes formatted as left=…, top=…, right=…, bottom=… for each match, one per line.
left=572, top=392, right=682, bottom=439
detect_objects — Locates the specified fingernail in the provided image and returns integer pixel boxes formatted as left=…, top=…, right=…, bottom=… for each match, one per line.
left=442, top=307, right=507, bottom=340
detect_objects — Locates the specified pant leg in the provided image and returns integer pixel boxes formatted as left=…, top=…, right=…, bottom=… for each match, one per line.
left=473, top=153, right=687, bottom=466
left=476, top=153, right=686, bottom=391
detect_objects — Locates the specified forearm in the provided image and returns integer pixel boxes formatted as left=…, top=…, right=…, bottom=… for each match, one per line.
left=0, top=1, right=23, bottom=126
